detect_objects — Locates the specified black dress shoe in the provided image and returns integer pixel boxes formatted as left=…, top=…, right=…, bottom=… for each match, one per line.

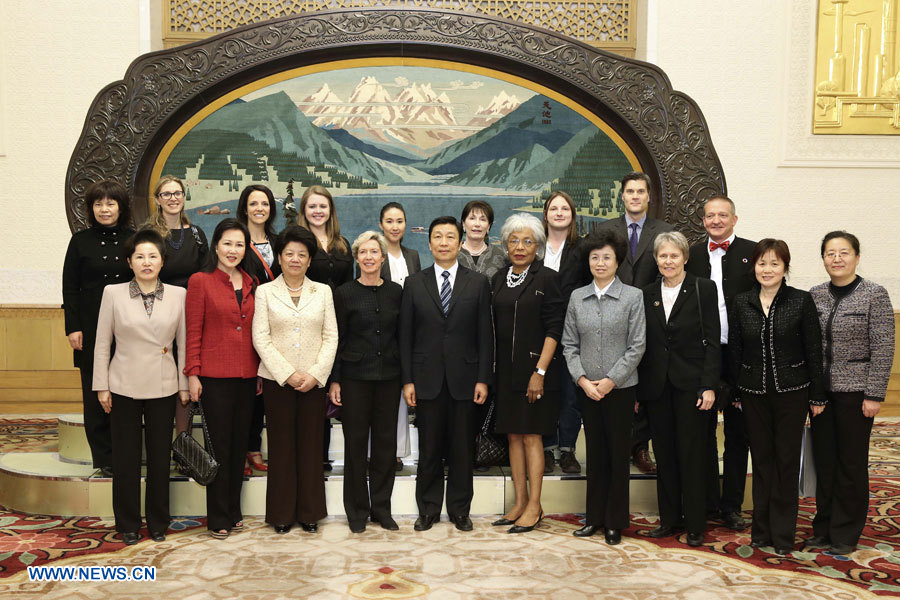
left=370, top=513, right=400, bottom=530
left=720, top=511, right=746, bottom=531
left=150, top=531, right=166, bottom=542
left=395, top=459, right=403, bottom=472
left=829, top=543, right=856, bottom=555
left=299, top=522, right=318, bottom=533
left=573, top=524, right=600, bottom=537
left=99, top=466, right=114, bottom=478
left=604, top=528, right=622, bottom=545
left=451, top=515, right=473, bottom=532
left=492, top=517, right=516, bottom=527
left=349, top=522, right=366, bottom=533
left=750, top=539, right=770, bottom=548
left=773, top=546, right=793, bottom=556
left=686, top=532, right=704, bottom=547
left=121, top=532, right=140, bottom=545
left=508, top=512, right=542, bottom=534
left=274, top=524, right=292, bottom=534
left=323, top=461, right=333, bottom=472
left=805, top=534, right=830, bottom=547
left=414, top=514, right=438, bottom=531
left=647, top=525, right=680, bottom=538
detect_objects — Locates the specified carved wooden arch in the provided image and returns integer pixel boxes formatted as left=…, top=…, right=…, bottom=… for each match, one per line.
left=66, top=8, right=726, bottom=242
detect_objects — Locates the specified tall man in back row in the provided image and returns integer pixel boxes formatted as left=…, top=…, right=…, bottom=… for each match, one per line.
left=399, top=216, right=494, bottom=532
left=686, top=195, right=756, bottom=530
left=561, top=171, right=673, bottom=473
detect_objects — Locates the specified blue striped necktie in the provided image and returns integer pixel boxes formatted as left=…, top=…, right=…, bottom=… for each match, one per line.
left=440, top=270, right=451, bottom=315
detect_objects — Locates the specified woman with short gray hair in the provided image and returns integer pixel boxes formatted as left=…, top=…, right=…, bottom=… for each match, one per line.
left=490, top=213, right=563, bottom=534
left=329, top=230, right=403, bottom=533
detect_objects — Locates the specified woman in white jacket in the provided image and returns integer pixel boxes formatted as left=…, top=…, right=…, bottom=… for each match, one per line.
left=253, top=225, right=338, bottom=535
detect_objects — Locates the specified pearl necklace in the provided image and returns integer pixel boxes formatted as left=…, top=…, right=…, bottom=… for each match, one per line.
left=285, top=280, right=304, bottom=293
left=506, top=265, right=529, bottom=288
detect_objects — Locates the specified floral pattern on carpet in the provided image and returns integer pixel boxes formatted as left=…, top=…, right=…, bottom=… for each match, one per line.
left=0, top=418, right=57, bottom=454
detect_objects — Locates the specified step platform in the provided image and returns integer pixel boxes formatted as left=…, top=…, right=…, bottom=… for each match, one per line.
left=0, top=415, right=750, bottom=518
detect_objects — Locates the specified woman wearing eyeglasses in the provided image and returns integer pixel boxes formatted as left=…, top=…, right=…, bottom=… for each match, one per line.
left=490, top=214, right=564, bottom=534
left=807, top=231, right=894, bottom=555
left=148, top=175, right=208, bottom=438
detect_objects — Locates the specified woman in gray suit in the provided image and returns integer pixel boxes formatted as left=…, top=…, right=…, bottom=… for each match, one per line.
left=93, top=228, right=188, bottom=546
left=562, top=229, right=646, bottom=545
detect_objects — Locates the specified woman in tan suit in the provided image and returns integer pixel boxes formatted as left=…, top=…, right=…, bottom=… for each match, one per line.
left=252, top=225, right=338, bottom=534
left=93, top=228, right=188, bottom=546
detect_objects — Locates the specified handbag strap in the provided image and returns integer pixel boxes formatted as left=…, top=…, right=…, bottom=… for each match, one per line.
left=249, top=242, right=275, bottom=281
left=190, top=400, right=216, bottom=459
left=481, top=399, right=495, bottom=435
left=695, top=278, right=708, bottom=347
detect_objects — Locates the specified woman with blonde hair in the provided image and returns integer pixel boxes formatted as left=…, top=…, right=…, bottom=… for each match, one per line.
left=298, top=185, right=352, bottom=470
left=147, top=174, right=208, bottom=437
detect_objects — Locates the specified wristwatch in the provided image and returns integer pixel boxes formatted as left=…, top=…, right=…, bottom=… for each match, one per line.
left=535, top=367, right=546, bottom=376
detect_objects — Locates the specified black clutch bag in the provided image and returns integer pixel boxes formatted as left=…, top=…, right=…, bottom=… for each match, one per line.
left=171, top=401, right=219, bottom=486
left=475, top=400, right=508, bottom=467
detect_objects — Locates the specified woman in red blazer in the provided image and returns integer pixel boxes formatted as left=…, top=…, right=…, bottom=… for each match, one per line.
left=185, top=219, right=260, bottom=539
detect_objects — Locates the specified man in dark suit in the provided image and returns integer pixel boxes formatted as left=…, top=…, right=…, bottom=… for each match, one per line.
left=685, top=195, right=756, bottom=531
left=560, top=171, right=673, bottom=474
left=399, top=216, right=494, bottom=532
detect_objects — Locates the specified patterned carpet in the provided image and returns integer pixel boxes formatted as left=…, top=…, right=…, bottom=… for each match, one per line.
left=0, top=416, right=898, bottom=598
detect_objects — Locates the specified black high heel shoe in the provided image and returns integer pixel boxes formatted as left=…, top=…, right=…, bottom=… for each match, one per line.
left=508, top=511, right=543, bottom=534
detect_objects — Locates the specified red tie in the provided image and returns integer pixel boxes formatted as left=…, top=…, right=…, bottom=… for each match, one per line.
left=709, top=240, right=730, bottom=251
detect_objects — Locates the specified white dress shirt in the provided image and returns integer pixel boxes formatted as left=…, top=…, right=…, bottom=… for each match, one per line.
left=661, top=279, right=683, bottom=322
left=544, top=239, right=565, bottom=272
left=434, top=261, right=459, bottom=291
left=388, top=251, right=409, bottom=287
left=593, top=278, right=614, bottom=301
left=707, top=233, right=735, bottom=343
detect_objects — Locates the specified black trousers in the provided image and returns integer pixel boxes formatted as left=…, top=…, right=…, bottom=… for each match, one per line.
left=705, top=345, right=750, bottom=514
left=646, top=382, right=709, bottom=535
left=81, top=367, right=112, bottom=468
left=247, top=391, right=265, bottom=453
left=200, top=377, right=255, bottom=531
left=415, top=380, right=475, bottom=518
left=743, top=388, right=808, bottom=548
left=811, top=391, right=873, bottom=546
left=110, top=393, right=176, bottom=534
left=341, top=378, right=401, bottom=525
left=263, top=380, right=327, bottom=525
left=631, top=401, right=651, bottom=454
left=581, top=386, right=635, bottom=529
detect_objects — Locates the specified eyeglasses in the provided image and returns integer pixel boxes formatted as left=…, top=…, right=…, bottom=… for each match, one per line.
left=157, top=190, right=185, bottom=200
left=508, top=238, right=535, bottom=247
left=824, top=250, right=854, bottom=260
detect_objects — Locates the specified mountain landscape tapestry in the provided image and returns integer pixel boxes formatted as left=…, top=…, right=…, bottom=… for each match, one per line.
left=154, top=59, right=640, bottom=263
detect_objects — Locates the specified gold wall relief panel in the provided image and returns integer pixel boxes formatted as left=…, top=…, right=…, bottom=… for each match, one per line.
left=814, top=0, right=900, bottom=134
left=162, top=1, right=635, bottom=56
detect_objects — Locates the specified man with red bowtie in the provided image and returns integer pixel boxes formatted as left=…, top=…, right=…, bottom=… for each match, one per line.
left=686, top=195, right=757, bottom=532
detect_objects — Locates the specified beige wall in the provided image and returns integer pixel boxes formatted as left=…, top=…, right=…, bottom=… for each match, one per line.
left=647, top=0, right=900, bottom=300
left=0, top=0, right=898, bottom=305
left=0, top=1, right=143, bottom=302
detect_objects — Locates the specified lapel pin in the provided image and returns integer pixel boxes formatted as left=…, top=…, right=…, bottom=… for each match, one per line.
left=653, top=300, right=660, bottom=307
left=742, top=258, right=748, bottom=263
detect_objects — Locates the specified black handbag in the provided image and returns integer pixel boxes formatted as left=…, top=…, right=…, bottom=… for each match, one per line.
left=475, top=400, right=508, bottom=467
left=171, top=401, right=219, bottom=485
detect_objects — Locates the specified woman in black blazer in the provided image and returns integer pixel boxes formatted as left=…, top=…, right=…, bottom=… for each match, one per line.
left=490, top=214, right=564, bottom=534
left=378, top=202, right=421, bottom=470
left=237, top=184, right=282, bottom=475
left=638, top=231, right=720, bottom=547
left=729, top=239, right=824, bottom=555
left=62, top=180, right=135, bottom=477
left=329, top=231, right=403, bottom=533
